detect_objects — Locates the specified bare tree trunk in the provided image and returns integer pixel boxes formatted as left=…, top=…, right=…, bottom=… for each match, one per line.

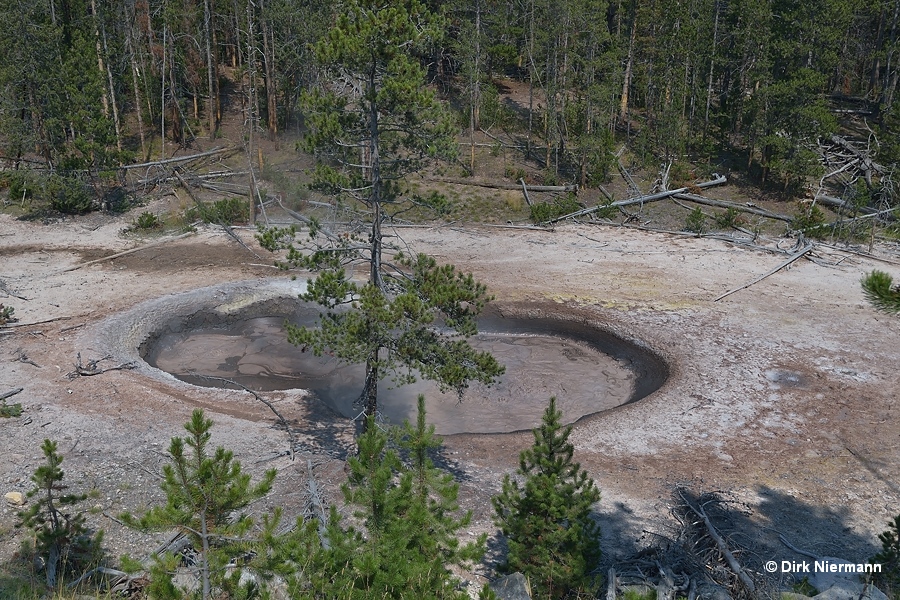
left=704, top=0, right=720, bottom=140
left=91, top=0, right=110, bottom=119
left=126, top=10, right=147, bottom=159
left=246, top=1, right=257, bottom=223
left=161, top=22, right=166, bottom=157
left=259, top=0, right=277, bottom=140
left=620, top=0, right=637, bottom=122
left=204, top=0, right=217, bottom=140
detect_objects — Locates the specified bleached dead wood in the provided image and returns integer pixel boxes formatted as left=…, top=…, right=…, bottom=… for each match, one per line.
left=714, top=244, right=813, bottom=302
left=0, top=388, right=23, bottom=401
left=120, top=146, right=231, bottom=170
left=67, top=353, right=136, bottom=378
left=519, top=178, right=533, bottom=206
left=828, top=134, right=887, bottom=186
left=673, top=193, right=793, bottom=222
left=606, top=568, right=617, bottom=600
left=307, top=460, right=330, bottom=549
left=679, top=491, right=755, bottom=594
left=816, top=194, right=879, bottom=215
left=549, top=176, right=727, bottom=223
left=431, top=176, right=578, bottom=192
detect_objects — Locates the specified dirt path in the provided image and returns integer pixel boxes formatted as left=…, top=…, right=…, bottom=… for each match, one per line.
left=1, top=210, right=898, bottom=581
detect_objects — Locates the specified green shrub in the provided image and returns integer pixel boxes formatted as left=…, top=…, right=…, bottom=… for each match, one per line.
left=594, top=198, right=618, bottom=220
left=0, top=398, right=22, bottom=418
left=412, top=190, right=452, bottom=215
left=44, top=175, right=93, bottom=214
left=871, top=515, right=900, bottom=596
left=684, top=207, right=707, bottom=234
left=0, top=303, right=15, bottom=325
left=7, top=172, right=35, bottom=200
left=493, top=398, right=602, bottom=599
left=715, top=207, right=745, bottom=229
left=505, top=166, right=527, bottom=182
left=530, top=193, right=581, bottom=224
left=791, top=203, right=827, bottom=237
left=17, top=440, right=104, bottom=588
left=186, top=197, right=250, bottom=224
left=131, top=211, right=161, bottom=230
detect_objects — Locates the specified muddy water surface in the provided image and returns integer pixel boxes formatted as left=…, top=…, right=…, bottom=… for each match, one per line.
left=148, top=316, right=643, bottom=434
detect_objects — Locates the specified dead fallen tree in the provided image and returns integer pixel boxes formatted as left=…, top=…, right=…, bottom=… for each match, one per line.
left=609, top=488, right=764, bottom=600
left=714, top=243, right=813, bottom=302
left=673, top=193, right=793, bottom=222
left=431, top=176, right=578, bottom=192
left=66, top=353, right=136, bottom=379
left=120, top=146, right=232, bottom=171
left=548, top=175, right=728, bottom=223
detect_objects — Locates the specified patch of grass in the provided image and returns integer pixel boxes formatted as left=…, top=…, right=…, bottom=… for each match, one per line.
left=791, top=577, right=818, bottom=596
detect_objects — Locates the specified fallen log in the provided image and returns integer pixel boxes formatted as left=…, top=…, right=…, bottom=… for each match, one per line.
left=431, top=176, right=578, bottom=192
left=673, top=192, right=793, bottom=222
left=519, top=178, right=533, bottom=207
left=815, top=194, right=879, bottom=215
left=713, top=244, right=813, bottom=302
left=67, top=353, right=136, bottom=379
left=549, top=175, right=727, bottom=223
left=0, top=388, right=23, bottom=401
left=120, top=146, right=231, bottom=170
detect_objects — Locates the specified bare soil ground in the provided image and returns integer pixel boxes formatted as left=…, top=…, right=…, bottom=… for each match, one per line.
left=1, top=190, right=899, bottom=590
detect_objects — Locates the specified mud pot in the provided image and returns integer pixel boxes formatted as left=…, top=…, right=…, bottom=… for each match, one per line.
left=135, top=283, right=668, bottom=434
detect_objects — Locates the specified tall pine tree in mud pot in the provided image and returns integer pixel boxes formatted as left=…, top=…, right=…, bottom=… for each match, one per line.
left=257, top=0, right=503, bottom=428
left=493, top=397, right=602, bottom=599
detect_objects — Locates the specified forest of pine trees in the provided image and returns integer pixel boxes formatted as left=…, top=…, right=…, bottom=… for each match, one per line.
left=2, top=0, right=900, bottom=200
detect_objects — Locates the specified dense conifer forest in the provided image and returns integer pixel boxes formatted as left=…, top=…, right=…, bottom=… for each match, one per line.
left=2, top=0, right=899, bottom=203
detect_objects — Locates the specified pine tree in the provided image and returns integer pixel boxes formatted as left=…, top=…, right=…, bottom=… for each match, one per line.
left=121, top=409, right=276, bottom=600
left=276, top=401, right=482, bottom=598
left=872, top=514, right=900, bottom=594
left=492, top=397, right=601, bottom=599
left=17, top=439, right=103, bottom=589
left=862, top=270, right=900, bottom=313
left=256, top=0, right=503, bottom=424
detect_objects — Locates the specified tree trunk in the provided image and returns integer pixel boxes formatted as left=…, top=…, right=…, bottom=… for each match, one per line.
left=200, top=507, right=211, bottom=600
left=704, top=0, right=720, bottom=140
left=619, top=0, right=637, bottom=122
left=204, top=0, right=217, bottom=140
left=126, top=12, right=147, bottom=159
left=260, top=0, right=277, bottom=140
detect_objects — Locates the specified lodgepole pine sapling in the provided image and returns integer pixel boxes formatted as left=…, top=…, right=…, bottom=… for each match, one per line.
left=493, top=397, right=602, bottom=598
left=121, top=409, right=275, bottom=600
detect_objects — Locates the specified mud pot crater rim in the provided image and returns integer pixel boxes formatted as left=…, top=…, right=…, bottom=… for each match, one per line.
left=92, top=281, right=669, bottom=435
